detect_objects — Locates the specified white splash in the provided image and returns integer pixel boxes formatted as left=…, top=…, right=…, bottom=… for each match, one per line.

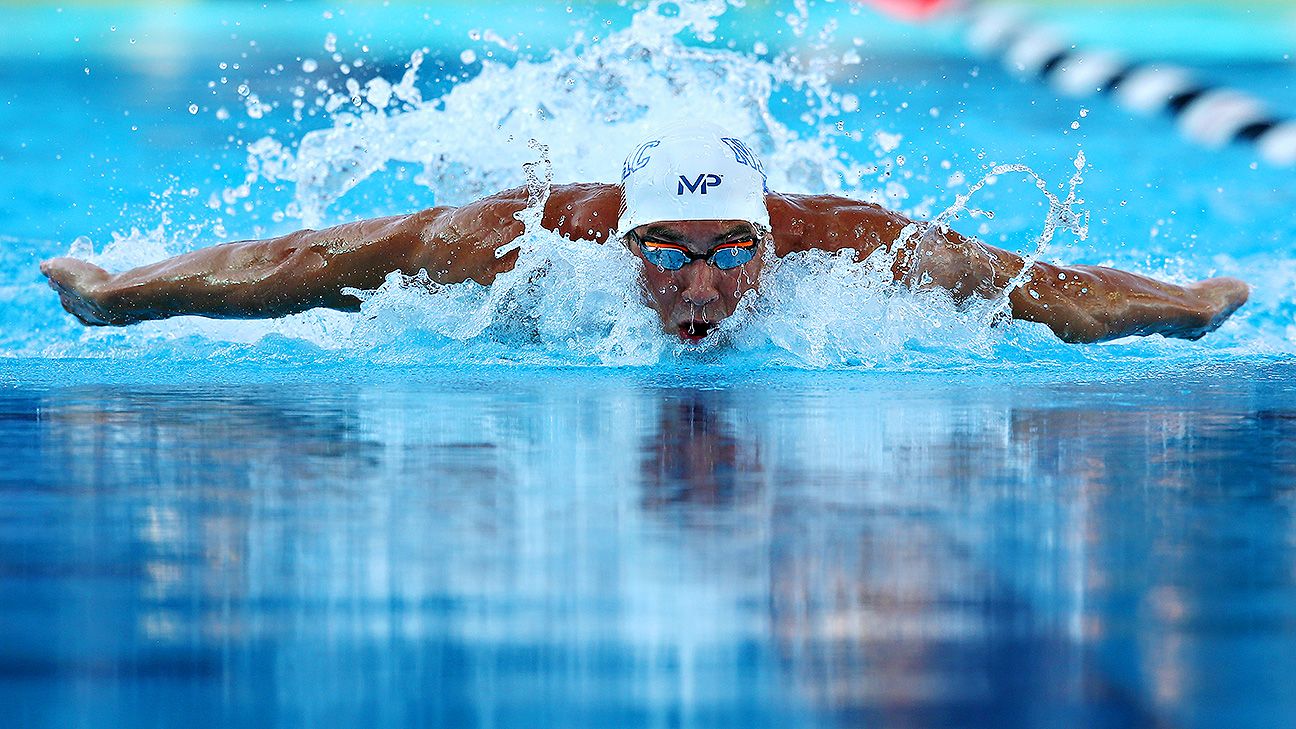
left=248, top=0, right=865, bottom=227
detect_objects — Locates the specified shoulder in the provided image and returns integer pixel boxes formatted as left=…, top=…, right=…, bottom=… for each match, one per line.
left=430, top=182, right=621, bottom=243
left=543, top=183, right=622, bottom=243
left=409, top=182, right=621, bottom=239
left=766, top=191, right=910, bottom=257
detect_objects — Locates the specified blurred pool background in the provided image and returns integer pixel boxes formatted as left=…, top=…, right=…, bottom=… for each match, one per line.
left=2, top=1, right=1296, bottom=727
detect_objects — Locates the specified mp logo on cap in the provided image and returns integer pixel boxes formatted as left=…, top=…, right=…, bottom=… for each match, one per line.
left=678, top=173, right=722, bottom=195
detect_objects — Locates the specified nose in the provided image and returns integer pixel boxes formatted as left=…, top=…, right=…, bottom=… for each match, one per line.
left=679, top=263, right=721, bottom=307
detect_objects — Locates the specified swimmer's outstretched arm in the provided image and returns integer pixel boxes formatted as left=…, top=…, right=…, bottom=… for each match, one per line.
left=40, top=184, right=618, bottom=326
left=42, top=211, right=446, bottom=325
left=772, top=193, right=1248, bottom=343
left=898, top=227, right=1250, bottom=343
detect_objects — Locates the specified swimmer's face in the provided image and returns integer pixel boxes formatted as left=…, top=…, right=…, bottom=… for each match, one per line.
left=627, top=219, right=766, bottom=343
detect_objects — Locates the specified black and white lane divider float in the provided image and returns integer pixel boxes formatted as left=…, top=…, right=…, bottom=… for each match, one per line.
left=852, top=0, right=1296, bottom=166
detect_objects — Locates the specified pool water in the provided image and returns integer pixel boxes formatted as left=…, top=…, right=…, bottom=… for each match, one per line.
left=3, top=1, right=1296, bottom=726
left=5, top=360, right=1296, bottom=728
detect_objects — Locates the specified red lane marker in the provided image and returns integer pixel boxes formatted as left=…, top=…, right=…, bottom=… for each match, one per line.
left=852, top=0, right=957, bottom=21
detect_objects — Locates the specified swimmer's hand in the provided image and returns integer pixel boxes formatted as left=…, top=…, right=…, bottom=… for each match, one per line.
left=40, top=258, right=125, bottom=326
left=1178, top=276, right=1249, bottom=340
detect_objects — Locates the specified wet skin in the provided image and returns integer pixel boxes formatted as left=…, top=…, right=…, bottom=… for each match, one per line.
left=40, top=182, right=1249, bottom=344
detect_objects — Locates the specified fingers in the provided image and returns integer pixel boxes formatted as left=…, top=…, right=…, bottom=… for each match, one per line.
left=39, top=257, right=115, bottom=326
left=40, top=257, right=107, bottom=285
left=41, top=258, right=83, bottom=295
left=1218, top=277, right=1250, bottom=310
left=1197, top=277, right=1250, bottom=321
left=1175, top=276, right=1250, bottom=340
left=40, top=258, right=69, bottom=289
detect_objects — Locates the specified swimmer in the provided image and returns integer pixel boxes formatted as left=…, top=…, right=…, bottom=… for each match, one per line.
left=40, top=123, right=1248, bottom=344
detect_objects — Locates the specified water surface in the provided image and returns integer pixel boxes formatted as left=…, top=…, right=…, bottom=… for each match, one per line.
left=3, top=361, right=1295, bottom=727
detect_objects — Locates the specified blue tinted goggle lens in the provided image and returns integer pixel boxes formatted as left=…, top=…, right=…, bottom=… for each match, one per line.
left=708, top=244, right=756, bottom=270
left=641, top=246, right=693, bottom=270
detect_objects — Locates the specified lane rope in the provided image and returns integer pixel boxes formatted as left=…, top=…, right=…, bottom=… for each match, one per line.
left=858, top=0, right=1296, bottom=166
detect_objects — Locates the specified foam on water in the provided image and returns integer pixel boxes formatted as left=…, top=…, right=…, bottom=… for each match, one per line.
left=10, top=0, right=1291, bottom=371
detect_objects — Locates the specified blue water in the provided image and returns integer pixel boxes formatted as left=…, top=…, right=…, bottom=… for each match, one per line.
left=5, top=360, right=1296, bottom=727
left=3, top=1, right=1296, bottom=726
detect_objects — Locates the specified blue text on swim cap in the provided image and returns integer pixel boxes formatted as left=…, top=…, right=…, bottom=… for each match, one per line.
left=678, top=174, right=722, bottom=195
left=719, top=137, right=769, bottom=191
left=622, top=140, right=660, bottom=180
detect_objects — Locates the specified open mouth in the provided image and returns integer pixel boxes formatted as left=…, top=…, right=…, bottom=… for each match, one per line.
left=677, top=320, right=718, bottom=343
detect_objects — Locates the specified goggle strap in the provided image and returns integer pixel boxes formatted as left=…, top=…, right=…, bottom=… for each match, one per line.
left=710, top=240, right=755, bottom=252
left=641, top=241, right=693, bottom=253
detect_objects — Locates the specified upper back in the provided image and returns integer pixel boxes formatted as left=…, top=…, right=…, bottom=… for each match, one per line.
left=765, top=192, right=910, bottom=258
left=542, top=183, right=623, bottom=244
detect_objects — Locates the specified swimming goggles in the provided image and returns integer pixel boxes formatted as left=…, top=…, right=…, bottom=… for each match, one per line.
left=633, top=235, right=759, bottom=271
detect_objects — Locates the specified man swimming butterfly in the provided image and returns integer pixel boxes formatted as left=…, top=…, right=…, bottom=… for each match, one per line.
left=41, top=123, right=1248, bottom=344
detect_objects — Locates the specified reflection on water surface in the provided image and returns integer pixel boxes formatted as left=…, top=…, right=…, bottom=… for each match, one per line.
left=2, top=367, right=1295, bottom=728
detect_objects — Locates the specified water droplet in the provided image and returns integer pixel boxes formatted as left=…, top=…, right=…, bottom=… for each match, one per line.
left=69, top=236, right=94, bottom=258
left=188, top=104, right=198, bottom=114
left=460, top=49, right=477, bottom=64
left=302, top=58, right=318, bottom=73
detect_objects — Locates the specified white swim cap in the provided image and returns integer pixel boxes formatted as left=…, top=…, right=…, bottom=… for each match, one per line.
left=617, top=122, right=770, bottom=235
